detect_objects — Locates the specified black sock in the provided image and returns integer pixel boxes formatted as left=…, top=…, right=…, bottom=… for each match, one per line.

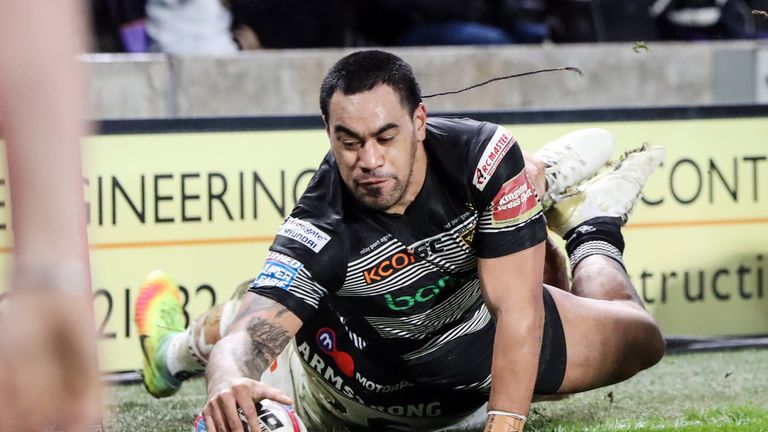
left=564, top=216, right=626, bottom=271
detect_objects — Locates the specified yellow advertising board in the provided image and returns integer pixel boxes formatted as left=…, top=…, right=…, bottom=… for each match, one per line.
left=0, top=110, right=766, bottom=373
left=515, top=117, right=768, bottom=339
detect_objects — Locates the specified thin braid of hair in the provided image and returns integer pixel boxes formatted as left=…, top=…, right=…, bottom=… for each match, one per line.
left=421, top=67, right=583, bottom=99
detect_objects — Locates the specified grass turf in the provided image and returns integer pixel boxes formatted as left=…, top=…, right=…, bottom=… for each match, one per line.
left=106, top=349, right=768, bottom=431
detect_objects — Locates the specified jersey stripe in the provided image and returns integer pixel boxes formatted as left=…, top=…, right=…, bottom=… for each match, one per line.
left=281, top=267, right=327, bottom=308
left=402, top=303, right=492, bottom=360
left=454, top=374, right=492, bottom=392
left=365, top=279, right=480, bottom=339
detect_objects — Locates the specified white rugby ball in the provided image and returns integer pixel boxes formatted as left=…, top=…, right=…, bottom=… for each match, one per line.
left=193, top=400, right=307, bottom=432
left=252, top=400, right=307, bottom=432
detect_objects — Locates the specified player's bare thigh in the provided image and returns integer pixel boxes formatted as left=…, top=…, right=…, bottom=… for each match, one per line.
left=544, top=285, right=665, bottom=394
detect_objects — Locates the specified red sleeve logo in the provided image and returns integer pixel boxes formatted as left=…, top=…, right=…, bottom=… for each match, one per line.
left=491, top=171, right=541, bottom=226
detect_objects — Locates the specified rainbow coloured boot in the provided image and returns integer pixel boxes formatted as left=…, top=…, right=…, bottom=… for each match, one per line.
left=134, top=270, right=185, bottom=398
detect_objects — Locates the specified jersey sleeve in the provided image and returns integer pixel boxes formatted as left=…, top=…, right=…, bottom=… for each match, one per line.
left=248, top=154, right=348, bottom=322
left=468, top=122, right=547, bottom=258
left=248, top=215, right=345, bottom=322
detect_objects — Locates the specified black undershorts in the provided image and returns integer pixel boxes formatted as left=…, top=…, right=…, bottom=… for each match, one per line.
left=533, top=287, right=568, bottom=394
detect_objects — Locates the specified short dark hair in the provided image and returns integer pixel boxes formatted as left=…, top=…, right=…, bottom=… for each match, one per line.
left=319, top=50, right=422, bottom=121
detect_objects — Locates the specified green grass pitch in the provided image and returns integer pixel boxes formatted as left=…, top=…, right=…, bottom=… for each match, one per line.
left=106, top=349, right=768, bottom=431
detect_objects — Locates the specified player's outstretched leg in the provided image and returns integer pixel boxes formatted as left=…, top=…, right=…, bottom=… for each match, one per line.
left=532, top=128, right=615, bottom=292
left=135, top=272, right=247, bottom=398
left=543, top=144, right=667, bottom=393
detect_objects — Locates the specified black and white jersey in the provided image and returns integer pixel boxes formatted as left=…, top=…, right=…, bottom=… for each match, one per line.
left=250, top=117, right=547, bottom=419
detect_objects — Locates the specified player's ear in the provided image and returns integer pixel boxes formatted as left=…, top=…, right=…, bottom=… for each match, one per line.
left=323, top=115, right=330, bottom=134
left=413, top=102, right=427, bottom=141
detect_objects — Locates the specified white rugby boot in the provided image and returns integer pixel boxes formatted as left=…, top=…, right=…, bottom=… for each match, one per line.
left=536, top=128, right=615, bottom=211
left=545, top=144, right=665, bottom=237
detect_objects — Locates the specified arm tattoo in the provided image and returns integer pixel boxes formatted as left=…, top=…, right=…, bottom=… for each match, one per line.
left=241, top=317, right=291, bottom=377
left=275, top=307, right=290, bottom=319
left=233, top=294, right=290, bottom=322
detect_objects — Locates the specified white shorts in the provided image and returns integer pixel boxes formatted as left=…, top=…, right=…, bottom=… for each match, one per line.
left=260, top=342, right=487, bottom=431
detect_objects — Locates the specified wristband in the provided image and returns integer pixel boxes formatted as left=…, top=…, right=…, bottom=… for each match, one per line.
left=487, top=410, right=527, bottom=422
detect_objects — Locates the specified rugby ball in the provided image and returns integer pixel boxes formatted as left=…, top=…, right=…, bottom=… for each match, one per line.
left=193, top=400, right=307, bottom=432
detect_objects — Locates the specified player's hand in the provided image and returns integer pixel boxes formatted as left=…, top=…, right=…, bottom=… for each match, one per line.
left=0, top=289, right=102, bottom=432
left=522, top=150, right=546, bottom=200
left=203, top=377, right=292, bottom=432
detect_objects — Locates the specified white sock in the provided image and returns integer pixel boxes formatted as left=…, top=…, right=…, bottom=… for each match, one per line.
left=165, top=329, right=206, bottom=378
left=164, top=299, right=241, bottom=378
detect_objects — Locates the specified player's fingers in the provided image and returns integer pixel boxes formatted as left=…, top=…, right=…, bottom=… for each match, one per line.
left=202, top=409, right=218, bottom=432
left=216, top=391, right=244, bottom=432
left=250, top=381, right=293, bottom=405
left=233, top=386, right=260, bottom=432
left=207, top=402, right=229, bottom=432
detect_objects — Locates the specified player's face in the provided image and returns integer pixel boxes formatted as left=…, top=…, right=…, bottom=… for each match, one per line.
left=326, top=84, right=427, bottom=213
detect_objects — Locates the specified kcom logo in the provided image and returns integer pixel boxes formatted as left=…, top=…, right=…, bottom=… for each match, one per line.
left=363, top=250, right=417, bottom=284
left=384, top=276, right=452, bottom=311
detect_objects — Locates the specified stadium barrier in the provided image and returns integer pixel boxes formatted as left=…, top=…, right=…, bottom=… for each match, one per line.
left=85, top=42, right=768, bottom=120
left=0, top=105, right=766, bottom=373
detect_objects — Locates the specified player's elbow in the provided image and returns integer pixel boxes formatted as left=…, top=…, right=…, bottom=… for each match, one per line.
left=494, top=301, right=545, bottom=341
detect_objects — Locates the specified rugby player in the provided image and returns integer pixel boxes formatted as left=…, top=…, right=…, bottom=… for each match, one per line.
left=136, top=50, right=666, bottom=432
